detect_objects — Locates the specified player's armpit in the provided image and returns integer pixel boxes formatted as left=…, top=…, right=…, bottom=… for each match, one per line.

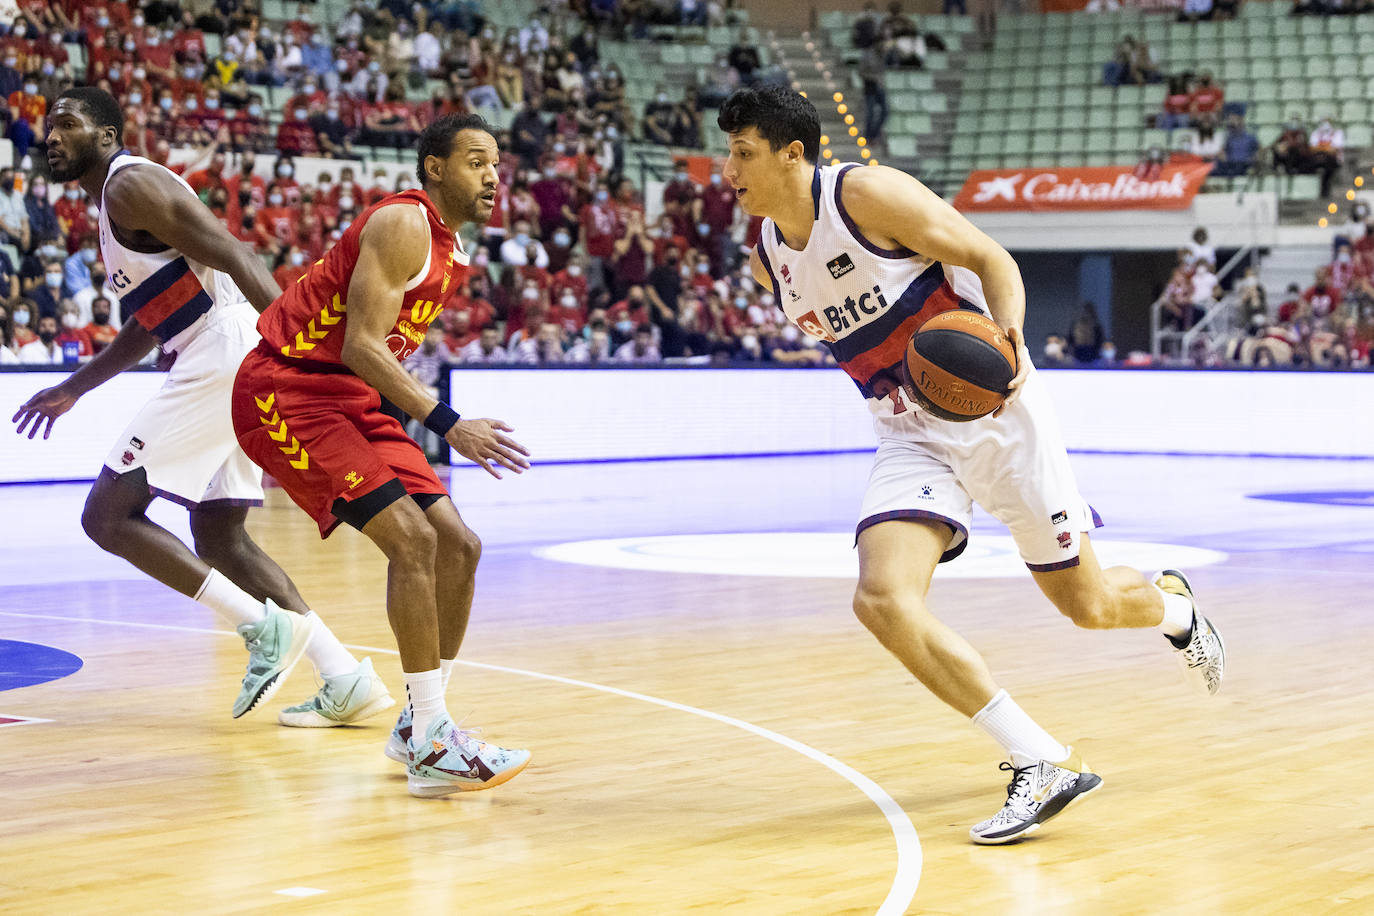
left=339, top=205, right=438, bottom=422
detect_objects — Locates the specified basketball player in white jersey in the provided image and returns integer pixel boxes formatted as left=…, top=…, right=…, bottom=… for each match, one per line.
left=13, top=87, right=393, bottom=726
left=719, top=86, right=1226, bottom=844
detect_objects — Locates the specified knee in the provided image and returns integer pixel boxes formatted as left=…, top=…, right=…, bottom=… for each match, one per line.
left=1055, top=593, right=1114, bottom=630
left=80, top=501, right=117, bottom=551
left=388, top=516, right=439, bottom=570
left=853, top=582, right=912, bottom=634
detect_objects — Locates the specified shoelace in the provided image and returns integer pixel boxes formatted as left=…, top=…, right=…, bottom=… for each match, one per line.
left=998, top=761, right=1036, bottom=807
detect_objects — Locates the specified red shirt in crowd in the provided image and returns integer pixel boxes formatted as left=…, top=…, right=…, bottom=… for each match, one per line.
left=580, top=198, right=619, bottom=258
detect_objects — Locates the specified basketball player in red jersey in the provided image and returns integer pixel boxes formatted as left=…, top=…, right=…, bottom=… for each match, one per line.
left=719, top=87, right=1225, bottom=843
left=230, top=114, right=532, bottom=798
left=14, top=88, right=392, bottom=725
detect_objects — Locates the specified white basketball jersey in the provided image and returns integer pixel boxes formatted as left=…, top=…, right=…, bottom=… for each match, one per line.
left=98, top=152, right=248, bottom=351
left=758, top=163, right=989, bottom=402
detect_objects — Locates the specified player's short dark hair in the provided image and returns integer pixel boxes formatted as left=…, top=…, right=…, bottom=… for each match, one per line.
left=717, top=86, right=820, bottom=164
left=57, top=86, right=124, bottom=146
left=416, top=113, right=494, bottom=186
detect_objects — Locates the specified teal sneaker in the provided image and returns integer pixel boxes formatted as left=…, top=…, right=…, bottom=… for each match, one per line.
left=232, top=601, right=316, bottom=719
left=406, top=714, right=531, bottom=798
left=384, top=702, right=412, bottom=764
left=277, top=657, right=395, bottom=727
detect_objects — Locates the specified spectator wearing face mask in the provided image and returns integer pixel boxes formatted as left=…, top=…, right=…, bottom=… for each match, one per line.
left=275, top=103, right=320, bottom=157
left=258, top=183, right=299, bottom=248
left=62, top=236, right=100, bottom=298
left=551, top=256, right=589, bottom=309
left=0, top=303, right=18, bottom=364
left=30, top=261, right=67, bottom=319
left=566, top=322, right=614, bottom=364
left=643, top=87, right=677, bottom=146
left=71, top=261, right=117, bottom=326
left=310, top=101, right=355, bottom=159
left=607, top=285, right=651, bottom=344
left=55, top=300, right=93, bottom=359
left=0, top=168, right=30, bottom=252
left=230, top=94, right=271, bottom=154
left=6, top=72, right=46, bottom=160
left=614, top=323, right=662, bottom=364
left=24, top=175, right=59, bottom=249
left=545, top=226, right=575, bottom=275
left=645, top=247, right=688, bottom=357
left=274, top=245, right=311, bottom=289
left=0, top=52, right=21, bottom=101
left=662, top=161, right=700, bottom=240
left=529, top=160, right=576, bottom=243
left=84, top=297, right=119, bottom=355
left=10, top=299, right=37, bottom=347
left=499, top=220, right=549, bottom=268
left=270, top=157, right=301, bottom=205
left=1308, top=117, right=1345, bottom=199
left=19, top=313, right=62, bottom=364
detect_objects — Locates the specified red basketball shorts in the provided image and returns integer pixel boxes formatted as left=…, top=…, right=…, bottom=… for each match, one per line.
left=231, top=345, right=446, bottom=538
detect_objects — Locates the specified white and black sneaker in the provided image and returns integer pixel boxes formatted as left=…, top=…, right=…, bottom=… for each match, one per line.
left=1154, top=569, right=1226, bottom=696
left=970, top=747, right=1103, bottom=845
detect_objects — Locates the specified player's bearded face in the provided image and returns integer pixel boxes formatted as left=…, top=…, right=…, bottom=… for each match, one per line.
left=444, top=130, right=500, bottom=225
left=45, top=101, right=101, bottom=182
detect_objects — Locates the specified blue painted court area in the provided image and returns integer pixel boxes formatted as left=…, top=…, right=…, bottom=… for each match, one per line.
left=0, top=640, right=84, bottom=691
left=1247, top=491, right=1374, bottom=508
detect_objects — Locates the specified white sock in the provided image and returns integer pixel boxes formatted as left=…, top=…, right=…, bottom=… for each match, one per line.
left=194, top=569, right=267, bottom=628
left=1157, top=589, right=1196, bottom=641
left=440, top=658, right=457, bottom=691
left=404, top=669, right=447, bottom=742
left=303, top=613, right=358, bottom=679
left=972, top=689, right=1069, bottom=768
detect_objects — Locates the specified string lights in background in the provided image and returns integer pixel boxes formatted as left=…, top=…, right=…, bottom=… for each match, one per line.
left=767, top=30, right=878, bottom=168
left=1316, top=169, right=1368, bottom=230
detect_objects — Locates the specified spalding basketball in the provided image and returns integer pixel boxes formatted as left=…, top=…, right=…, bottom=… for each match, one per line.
left=902, top=310, right=1017, bottom=422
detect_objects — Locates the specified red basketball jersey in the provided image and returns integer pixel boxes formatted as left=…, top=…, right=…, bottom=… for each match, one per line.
left=258, top=189, right=469, bottom=368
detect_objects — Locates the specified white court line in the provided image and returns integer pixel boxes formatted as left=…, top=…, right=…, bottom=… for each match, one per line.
left=0, top=612, right=923, bottom=915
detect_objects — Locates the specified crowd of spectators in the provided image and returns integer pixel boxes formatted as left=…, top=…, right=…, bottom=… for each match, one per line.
left=0, top=0, right=844, bottom=371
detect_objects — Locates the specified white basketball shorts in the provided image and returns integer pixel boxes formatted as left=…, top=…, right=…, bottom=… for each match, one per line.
left=857, top=366, right=1101, bottom=571
left=102, top=301, right=265, bottom=508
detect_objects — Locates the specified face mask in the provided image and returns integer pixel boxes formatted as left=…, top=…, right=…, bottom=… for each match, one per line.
left=1100, top=346, right=1116, bottom=361
left=709, top=173, right=722, bottom=186
left=278, top=165, right=293, bottom=178
left=130, top=92, right=143, bottom=105
left=760, top=293, right=775, bottom=307
left=695, top=262, right=709, bottom=275
left=133, top=67, right=146, bottom=80
left=734, top=296, right=747, bottom=309
left=133, top=15, right=145, bottom=27
left=39, top=328, right=56, bottom=344
left=615, top=319, right=634, bottom=334
left=367, top=61, right=381, bottom=73
left=32, top=184, right=46, bottom=198
left=340, top=194, right=358, bottom=210
left=339, top=220, right=351, bottom=232
left=595, top=190, right=609, bottom=203
left=65, top=189, right=79, bottom=201
left=81, top=248, right=97, bottom=264
left=781, top=325, right=800, bottom=343
left=561, top=294, right=577, bottom=307
left=185, top=99, right=198, bottom=111
left=290, top=251, right=306, bottom=266
left=93, top=311, right=110, bottom=326
left=123, top=40, right=135, bottom=52
left=160, top=97, right=173, bottom=110
left=542, top=168, right=556, bottom=179
left=14, top=309, right=30, bottom=326
left=657, top=93, right=668, bottom=104
left=1044, top=342, right=1063, bottom=360
left=1339, top=252, right=1352, bottom=264
left=243, top=216, right=256, bottom=228
left=675, top=171, right=688, bottom=183
left=514, top=233, right=530, bottom=247
left=568, top=264, right=582, bottom=277
left=607, top=127, right=618, bottom=140
left=23, top=83, right=37, bottom=95
left=86, top=205, right=99, bottom=219
left=268, top=194, right=283, bottom=207
left=61, top=314, right=80, bottom=329
left=293, top=108, right=306, bottom=120
left=97, top=16, right=109, bottom=28
left=647, top=228, right=661, bottom=240
left=553, top=232, right=571, bottom=247
left=474, top=254, right=489, bottom=268
left=523, top=288, right=539, bottom=301
left=41, top=62, right=54, bottom=76
left=45, top=273, right=63, bottom=288
left=741, top=334, right=758, bottom=350
left=326, top=108, right=339, bottom=120
left=242, top=103, right=260, bottom=117
left=184, top=65, right=203, bottom=79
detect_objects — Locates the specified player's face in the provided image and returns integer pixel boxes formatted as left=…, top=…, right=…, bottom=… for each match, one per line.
left=723, top=128, right=784, bottom=217
left=440, top=129, right=500, bottom=225
left=45, top=99, right=113, bottom=182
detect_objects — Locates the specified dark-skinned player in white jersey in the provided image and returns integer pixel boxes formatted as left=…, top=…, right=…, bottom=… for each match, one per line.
left=719, top=85, right=1225, bottom=844
left=13, top=87, right=393, bottom=725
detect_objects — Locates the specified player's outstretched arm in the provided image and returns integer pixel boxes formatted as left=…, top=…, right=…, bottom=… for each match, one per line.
left=342, top=205, right=530, bottom=479
left=11, top=318, right=158, bottom=439
left=103, top=165, right=283, bottom=313
left=840, top=166, right=1031, bottom=410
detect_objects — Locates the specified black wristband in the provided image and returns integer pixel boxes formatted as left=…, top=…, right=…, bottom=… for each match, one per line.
left=423, top=403, right=461, bottom=435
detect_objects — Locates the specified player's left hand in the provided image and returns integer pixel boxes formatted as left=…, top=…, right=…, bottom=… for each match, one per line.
left=994, top=325, right=1031, bottom=418
left=12, top=384, right=80, bottom=440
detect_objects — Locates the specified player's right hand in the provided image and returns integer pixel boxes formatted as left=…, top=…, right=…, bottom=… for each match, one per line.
left=446, top=418, right=531, bottom=479
left=12, top=384, right=79, bottom=440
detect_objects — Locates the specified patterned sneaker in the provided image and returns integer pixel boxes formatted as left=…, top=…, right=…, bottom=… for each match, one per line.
left=406, top=714, right=532, bottom=798
left=384, top=703, right=413, bottom=764
left=1154, top=569, right=1226, bottom=696
left=277, top=658, right=395, bottom=727
left=232, top=601, right=317, bottom=719
left=970, top=747, right=1103, bottom=845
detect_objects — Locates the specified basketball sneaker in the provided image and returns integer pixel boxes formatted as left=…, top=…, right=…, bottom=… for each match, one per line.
left=1154, top=569, right=1226, bottom=696
left=406, top=714, right=532, bottom=798
left=277, top=658, right=395, bottom=727
left=232, top=601, right=317, bottom=719
left=970, top=747, right=1103, bottom=845
left=383, top=703, right=413, bottom=764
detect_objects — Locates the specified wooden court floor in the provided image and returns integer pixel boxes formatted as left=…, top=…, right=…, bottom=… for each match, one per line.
left=2, top=453, right=1373, bottom=914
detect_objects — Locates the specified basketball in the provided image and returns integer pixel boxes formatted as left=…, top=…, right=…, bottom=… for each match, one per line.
left=902, top=310, right=1017, bottom=422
